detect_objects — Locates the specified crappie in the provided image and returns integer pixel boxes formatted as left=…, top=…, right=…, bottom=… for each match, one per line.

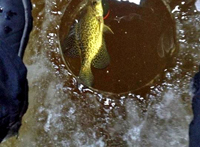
left=63, top=0, right=113, bottom=87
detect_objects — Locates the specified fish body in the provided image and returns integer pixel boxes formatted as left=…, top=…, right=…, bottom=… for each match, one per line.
left=64, top=0, right=113, bottom=87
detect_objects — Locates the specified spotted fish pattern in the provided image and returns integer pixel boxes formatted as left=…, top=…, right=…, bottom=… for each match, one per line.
left=64, top=0, right=113, bottom=87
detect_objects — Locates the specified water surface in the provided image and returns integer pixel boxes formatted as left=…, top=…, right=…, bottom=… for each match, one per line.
left=0, top=0, right=199, bottom=146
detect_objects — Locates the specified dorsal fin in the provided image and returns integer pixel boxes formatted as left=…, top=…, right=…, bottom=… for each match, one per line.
left=62, top=22, right=80, bottom=57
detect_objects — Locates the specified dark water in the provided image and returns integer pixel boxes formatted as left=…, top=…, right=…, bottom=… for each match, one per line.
left=0, top=0, right=199, bottom=146
left=60, top=0, right=177, bottom=94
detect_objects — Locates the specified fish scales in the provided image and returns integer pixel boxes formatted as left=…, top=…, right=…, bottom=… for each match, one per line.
left=64, top=0, right=113, bottom=87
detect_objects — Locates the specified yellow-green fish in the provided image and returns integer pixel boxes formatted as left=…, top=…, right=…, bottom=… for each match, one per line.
left=63, top=0, right=113, bottom=87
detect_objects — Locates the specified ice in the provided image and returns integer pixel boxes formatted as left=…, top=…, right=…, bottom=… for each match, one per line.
left=0, top=0, right=199, bottom=147
left=195, top=0, right=200, bottom=11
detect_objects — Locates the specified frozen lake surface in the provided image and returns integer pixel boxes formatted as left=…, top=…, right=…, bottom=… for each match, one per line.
left=1, top=0, right=200, bottom=146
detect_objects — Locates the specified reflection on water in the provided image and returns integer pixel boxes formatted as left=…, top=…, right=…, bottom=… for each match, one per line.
left=60, top=0, right=177, bottom=93
left=0, top=0, right=198, bottom=146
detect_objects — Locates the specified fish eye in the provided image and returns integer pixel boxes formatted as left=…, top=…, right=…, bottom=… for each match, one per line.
left=92, top=1, right=97, bottom=6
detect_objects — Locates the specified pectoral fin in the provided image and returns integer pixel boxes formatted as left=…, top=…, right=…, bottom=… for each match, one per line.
left=92, top=39, right=110, bottom=69
left=62, top=22, right=80, bottom=57
left=104, top=25, right=114, bottom=34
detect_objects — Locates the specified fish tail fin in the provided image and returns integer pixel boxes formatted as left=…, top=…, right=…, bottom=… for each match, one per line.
left=79, top=64, right=94, bottom=87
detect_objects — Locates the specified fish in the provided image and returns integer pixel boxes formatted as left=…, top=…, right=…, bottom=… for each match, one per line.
left=63, top=0, right=113, bottom=87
